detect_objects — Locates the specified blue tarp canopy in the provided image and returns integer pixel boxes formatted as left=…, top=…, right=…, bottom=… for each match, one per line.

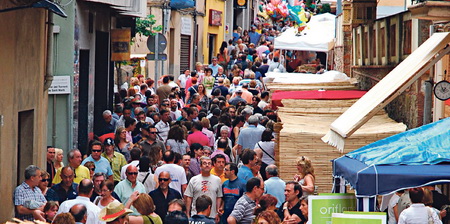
left=170, top=0, right=194, bottom=9
left=333, top=117, right=450, bottom=197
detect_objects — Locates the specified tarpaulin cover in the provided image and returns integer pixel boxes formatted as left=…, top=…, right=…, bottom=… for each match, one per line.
left=170, top=0, right=194, bottom=9
left=333, top=117, right=450, bottom=196
left=346, top=117, right=450, bottom=165
left=271, top=90, right=367, bottom=107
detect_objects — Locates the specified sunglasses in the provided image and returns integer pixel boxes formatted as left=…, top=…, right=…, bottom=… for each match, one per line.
left=41, top=179, right=51, bottom=182
left=127, top=172, right=138, bottom=176
left=89, top=168, right=96, bottom=171
left=158, top=178, right=170, bottom=182
left=149, top=132, right=158, bottom=134
left=92, top=150, right=102, bottom=153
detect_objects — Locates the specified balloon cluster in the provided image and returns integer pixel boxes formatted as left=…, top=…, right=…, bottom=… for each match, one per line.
left=264, top=0, right=289, bottom=19
left=257, top=0, right=309, bottom=29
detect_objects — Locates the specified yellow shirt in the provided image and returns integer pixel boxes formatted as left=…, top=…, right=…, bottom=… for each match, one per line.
left=210, top=168, right=228, bottom=183
left=102, top=152, right=127, bottom=182
left=52, top=165, right=90, bottom=184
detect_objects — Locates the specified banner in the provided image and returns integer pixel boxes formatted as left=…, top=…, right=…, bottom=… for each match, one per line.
left=332, top=212, right=387, bottom=224
left=111, top=29, right=131, bottom=61
left=308, top=193, right=356, bottom=224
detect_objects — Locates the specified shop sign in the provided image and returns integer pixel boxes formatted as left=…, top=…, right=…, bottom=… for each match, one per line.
left=111, top=29, right=131, bottom=61
left=209, top=9, right=222, bottom=26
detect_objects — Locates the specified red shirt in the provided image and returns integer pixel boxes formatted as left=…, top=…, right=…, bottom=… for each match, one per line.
left=187, top=131, right=210, bottom=146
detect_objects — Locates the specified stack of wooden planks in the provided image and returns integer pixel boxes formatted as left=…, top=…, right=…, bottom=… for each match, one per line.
left=274, top=98, right=406, bottom=193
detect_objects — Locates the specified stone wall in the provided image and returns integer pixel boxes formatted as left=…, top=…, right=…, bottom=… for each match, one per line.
left=352, top=65, right=426, bottom=129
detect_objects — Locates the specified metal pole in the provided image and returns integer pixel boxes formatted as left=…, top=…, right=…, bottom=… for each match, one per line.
left=155, top=34, right=160, bottom=88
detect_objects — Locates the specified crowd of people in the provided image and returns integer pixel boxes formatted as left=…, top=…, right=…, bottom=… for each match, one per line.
left=13, top=39, right=322, bottom=224
left=386, top=186, right=449, bottom=224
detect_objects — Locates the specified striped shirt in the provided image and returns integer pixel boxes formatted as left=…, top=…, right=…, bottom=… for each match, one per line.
left=229, top=194, right=256, bottom=224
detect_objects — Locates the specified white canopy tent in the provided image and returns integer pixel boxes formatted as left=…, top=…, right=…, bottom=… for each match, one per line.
left=274, top=13, right=336, bottom=52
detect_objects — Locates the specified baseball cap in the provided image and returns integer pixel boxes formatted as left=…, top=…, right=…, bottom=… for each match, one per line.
left=104, top=138, right=114, bottom=146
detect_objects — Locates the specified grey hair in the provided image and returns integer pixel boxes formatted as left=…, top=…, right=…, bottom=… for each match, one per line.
left=192, top=93, right=200, bottom=100
left=220, top=125, right=229, bottom=132
left=25, top=165, right=40, bottom=180
left=102, top=110, right=112, bottom=116
left=68, top=149, right=80, bottom=160
left=265, top=165, right=278, bottom=176
left=134, top=107, right=144, bottom=113
left=248, top=115, right=259, bottom=124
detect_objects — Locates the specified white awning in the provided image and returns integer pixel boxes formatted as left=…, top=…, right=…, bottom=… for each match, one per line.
left=274, top=13, right=336, bottom=52
left=322, top=32, right=450, bottom=152
left=83, top=0, right=146, bottom=17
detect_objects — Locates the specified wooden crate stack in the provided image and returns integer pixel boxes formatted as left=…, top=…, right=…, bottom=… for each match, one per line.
left=274, top=98, right=406, bottom=193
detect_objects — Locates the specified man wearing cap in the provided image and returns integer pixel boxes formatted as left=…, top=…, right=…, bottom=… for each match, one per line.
left=114, top=165, right=146, bottom=207
left=102, top=138, right=127, bottom=185
left=149, top=171, right=182, bottom=222
left=82, top=140, right=114, bottom=182
left=139, top=124, right=165, bottom=157
left=99, top=201, right=133, bottom=224
left=228, top=89, right=247, bottom=106
left=208, top=57, right=220, bottom=76
left=57, top=179, right=103, bottom=224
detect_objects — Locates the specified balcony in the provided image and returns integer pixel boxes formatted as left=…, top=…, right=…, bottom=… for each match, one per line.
left=409, top=1, right=450, bottom=20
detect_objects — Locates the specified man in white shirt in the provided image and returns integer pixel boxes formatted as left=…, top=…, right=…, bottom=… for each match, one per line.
left=57, top=179, right=104, bottom=224
left=398, top=188, right=442, bottom=224
left=154, top=150, right=188, bottom=195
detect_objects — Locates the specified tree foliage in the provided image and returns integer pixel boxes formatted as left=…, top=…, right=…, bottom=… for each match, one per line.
left=319, top=3, right=331, bottom=14
left=135, top=14, right=163, bottom=37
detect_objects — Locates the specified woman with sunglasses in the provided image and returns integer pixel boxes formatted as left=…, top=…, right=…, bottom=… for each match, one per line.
left=84, top=161, right=96, bottom=179
left=38, top=170, right=51, bottom=196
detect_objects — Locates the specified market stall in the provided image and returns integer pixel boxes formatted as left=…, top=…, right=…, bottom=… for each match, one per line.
left=333, top=117, right=450, bottom=211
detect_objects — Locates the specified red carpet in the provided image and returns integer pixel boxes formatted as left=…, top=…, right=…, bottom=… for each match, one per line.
left=271, top=90, right=367, bottom=108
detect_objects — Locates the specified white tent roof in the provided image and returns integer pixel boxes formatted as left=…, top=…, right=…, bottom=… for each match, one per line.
left=274, top=13, right=336, bottom=52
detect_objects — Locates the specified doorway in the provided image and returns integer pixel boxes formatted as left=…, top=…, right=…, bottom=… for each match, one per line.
left=78, top=50, right=89, bottom=155
left=208, top=33, right=216, bottom=64
left=17, top=110, right=34, bottom=185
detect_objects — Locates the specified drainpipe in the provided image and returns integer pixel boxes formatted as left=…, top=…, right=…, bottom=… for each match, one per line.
left=44, top=11, right=54, bottom=90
